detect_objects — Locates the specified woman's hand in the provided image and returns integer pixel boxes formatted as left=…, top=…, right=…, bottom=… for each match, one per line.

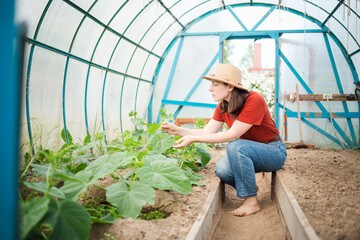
left=161, top=122, right=179, bottom=136
left=173, top=136, right=195, bottom=148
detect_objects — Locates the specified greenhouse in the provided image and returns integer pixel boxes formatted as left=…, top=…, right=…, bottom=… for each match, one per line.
left=1, top=0, right=360, bottom=239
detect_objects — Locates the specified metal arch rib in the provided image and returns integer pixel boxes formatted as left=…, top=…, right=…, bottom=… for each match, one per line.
left=157, top=0, right=185, bottom=29
left=322, top=0, right=344, bottom=26
left=62, top=0, right=161, bottom=58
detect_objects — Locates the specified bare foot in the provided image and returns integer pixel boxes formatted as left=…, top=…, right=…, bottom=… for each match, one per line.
left=229, top=196, right=261, bottom=217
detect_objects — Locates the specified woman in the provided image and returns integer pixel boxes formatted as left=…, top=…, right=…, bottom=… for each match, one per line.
left=162, top=63, right=287, bottom=216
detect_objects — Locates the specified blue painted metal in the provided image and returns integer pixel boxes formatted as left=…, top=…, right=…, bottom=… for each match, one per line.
left=62, top=0, right=161, bottom=58
left=279, top=105, right=345, bottom=147
left=0, top=1, right=19, bottom=238
left=24, top=0, right=53, bottom=156
left=173, top=51, right=219, bottom=118
left=279, top=49, right=354, bottom=147
left=62, top=58, right=70, bottom=143
left=25, top=38, right=151, bottom=83
left=322, top=0, right=344, bottom=26
left=162, top=100, right=217, bottom=109
left=250, top=5, right=276, bottom=31
left=62, top=0, right=98, bottom=144
left=285, top=111, right=360, bottom=119
left=226, top=6, right=249, bottom=31
left=156, top=36, right=185, bottom=123
left=178, top=29, right=327, bottom=37
left=274, top=34, right=280, bottom=128
left=350, top=48, right=360, bottom=57
left=323, top=33, right=357, bottom=145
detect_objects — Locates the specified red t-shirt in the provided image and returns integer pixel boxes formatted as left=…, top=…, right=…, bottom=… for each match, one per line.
left=212, top=91, right=279, bottom=143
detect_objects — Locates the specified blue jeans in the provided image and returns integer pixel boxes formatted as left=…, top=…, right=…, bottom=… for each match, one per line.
left=215, top=138, right=287, bottom=198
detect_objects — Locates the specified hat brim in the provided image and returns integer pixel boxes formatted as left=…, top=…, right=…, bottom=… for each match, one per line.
left=202, top=75, right=248, bottom=92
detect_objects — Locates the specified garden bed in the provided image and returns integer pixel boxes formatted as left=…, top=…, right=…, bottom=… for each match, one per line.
left=89, top=147, right=360, bottom=240
left=280, top=148, right=360, bottom=240
left=89, top=148, right=226, bottom=240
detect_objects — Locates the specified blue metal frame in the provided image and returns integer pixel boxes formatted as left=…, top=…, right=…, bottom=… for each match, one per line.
left=0, top=0, right=19, bottom=238
left=279, top=49, right=353, bottom=148
left=162, top=100, right=217, bottom=109
left=227, top=6, right=248, bottom=31
left=323, top=33, right=357, bottom=144
left=173, top=52, right=220, bottom=118
left=153, top=3, right=359, bottom=148
left=156, top=36, right=185, bottom=123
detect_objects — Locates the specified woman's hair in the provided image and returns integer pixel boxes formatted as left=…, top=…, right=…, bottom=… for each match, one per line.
left=219, top=85, right=250, bottom=119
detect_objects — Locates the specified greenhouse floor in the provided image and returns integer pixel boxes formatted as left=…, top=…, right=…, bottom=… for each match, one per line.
left=89, top=147, right=360, bottom=240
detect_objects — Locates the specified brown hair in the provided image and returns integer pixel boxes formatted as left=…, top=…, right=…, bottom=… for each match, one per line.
left=219, top=86, right=250, bottom=119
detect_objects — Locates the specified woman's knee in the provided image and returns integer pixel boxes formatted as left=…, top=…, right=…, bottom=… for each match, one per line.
left=214, top=156, right=231, bottom=179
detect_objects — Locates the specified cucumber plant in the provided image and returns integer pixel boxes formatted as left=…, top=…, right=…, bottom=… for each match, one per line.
left=19, top=110, right=212, bottom=239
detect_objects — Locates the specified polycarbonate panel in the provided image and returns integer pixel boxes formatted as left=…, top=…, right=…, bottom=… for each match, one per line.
left=328, top=36, right=357, bottom=96
left=153, top=23, right=183, bottom=55
left=152, top=40, right=179, bottom=122
left=70, top=0, right=94, bottom=11
left=109, top=40, right=137, bottom=73
left=36, top=0, right=83, bottom=52
left=326, top=17, right=358, bottom=57
left=258, top=8, right=320, bottom=30
left=108, top=1, right=147, bottom=34
left=89, top=0, right=127, bottom=24
left=124, top=2, right=166, bottom=44
left=166, top=36, right=218, bottom=103
left=126, top=49, right=150, bottom=78
left=64, top=59, right=88, bottom=142
left=103, top=72, right=123, bottom=140
left=186, top=9, right=243, bottom=32
left=86, top=68, right=105, bottom=136
left=140, top=13, right=174, bottom=52
left=15, top=0, right=48, bottom=38
left=28, top=47, right=67, bottom=149
left=352, top=53, right=360, bottom=76
left=228, top=6, right=271, bottom=31
left=121, top=78, right=140, bottom=130
left=71, top=17, right=104, bottom=60
left=92, top=30, right=120, bottom=67
left=135, top=81, right=153, bottom=119
left=141, top=54, right=159, bottom=80
left=173, top=0, right=222, bottom=27
left=176, top=106, right=215, bottom=119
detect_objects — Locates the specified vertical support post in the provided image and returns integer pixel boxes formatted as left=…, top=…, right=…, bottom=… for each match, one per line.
left=274, top=34, right=280, bottom=128
left=271, top=171, right=277, bottom=200
left=0, top=0, right=20, bottom=238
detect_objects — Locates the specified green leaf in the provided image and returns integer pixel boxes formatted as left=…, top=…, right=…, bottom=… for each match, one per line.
left=138, top=161, right=192, bottom=194
left=24, top=182, right=65, bottom=199
left=195, top=146, right=212, bottom=168
left=20, top=197, right=50, bottom=240
left=106, top=182, right=155, bottom=219
left=31, top=164, right=80, bottom=182
left=83, top=135, right=91, bottom=145
left=61, top=171, right=95, bottom=201
left=85, top=152, right=129, bottom=180
left=183, top=171, right=205, bottom=186
left=90, top=212, right=117, bottom=224
left=80, top=140, right=100, bottom=151
left=42, top=199, right=91, bottom=240
left=147, top=123, right=161, bottom=135
left=143, top=153, right=177, bottom=166
left=149, top=133, right=175, bottom=153
left=61, top=128, right=73, bottom=143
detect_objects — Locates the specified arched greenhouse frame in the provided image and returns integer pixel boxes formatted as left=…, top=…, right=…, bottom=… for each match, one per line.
left=1, top=0, right=359, bottom=239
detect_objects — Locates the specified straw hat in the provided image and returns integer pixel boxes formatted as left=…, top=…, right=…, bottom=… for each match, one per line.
left=202, top=63, right=247, bottom=91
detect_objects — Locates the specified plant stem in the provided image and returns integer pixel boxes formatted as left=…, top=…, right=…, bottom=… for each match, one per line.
left=20, top=155, right=36, bottom=180
left=94, top=184, right=106, bottom=191
left=116, top=170, right=124, bottom=180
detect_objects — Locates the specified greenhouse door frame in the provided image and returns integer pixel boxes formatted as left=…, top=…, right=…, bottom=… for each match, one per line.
left=219, top=32, right=280, bottom=127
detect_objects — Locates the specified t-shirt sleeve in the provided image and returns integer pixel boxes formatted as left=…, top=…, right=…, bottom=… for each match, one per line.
left=237, top=93, right=266, bottom=125
left=212, top=104, right=224, bottom=122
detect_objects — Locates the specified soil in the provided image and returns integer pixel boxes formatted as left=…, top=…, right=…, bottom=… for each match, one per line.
left=89, top=147, right=225, bottom=240
left=280, top=148, right=360, bottom=240
left=88, top=147, right=360, bottom=240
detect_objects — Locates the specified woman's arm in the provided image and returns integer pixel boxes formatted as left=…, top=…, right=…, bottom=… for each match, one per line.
left=173, top=120, right=252, bottom=148
left=162, top=119, right=223, bottom=136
